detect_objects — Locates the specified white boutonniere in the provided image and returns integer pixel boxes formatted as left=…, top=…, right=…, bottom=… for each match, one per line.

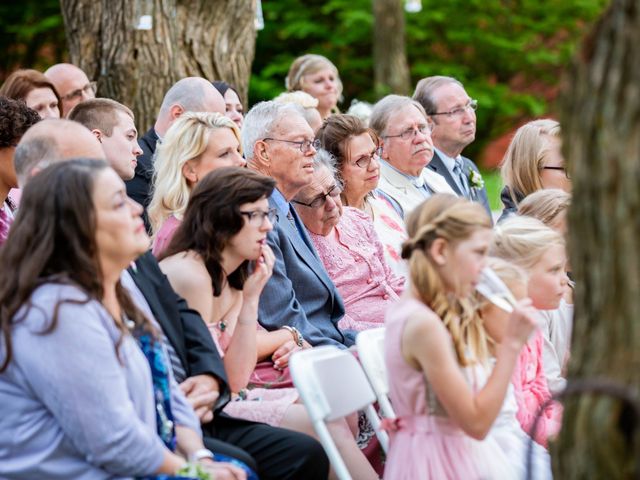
left=468, top=170, right=484, bottom=189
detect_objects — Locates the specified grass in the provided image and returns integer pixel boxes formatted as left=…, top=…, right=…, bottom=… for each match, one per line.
left=479, top=168, right=503, bottom=213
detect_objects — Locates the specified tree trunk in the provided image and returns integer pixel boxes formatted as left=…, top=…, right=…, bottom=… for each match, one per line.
left=555, top=0, right=640, bottom=477
left=373, top=0, right=410, bottom=97
left=59, top=0, right=256, bottom=130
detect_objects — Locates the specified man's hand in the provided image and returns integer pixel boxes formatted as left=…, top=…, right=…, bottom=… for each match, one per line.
left=180, top=374, right=220, bottom=423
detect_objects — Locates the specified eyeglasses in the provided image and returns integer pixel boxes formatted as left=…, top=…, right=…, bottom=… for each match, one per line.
left=61, top=81, right=97, bottom=102
left=430, top=99, right=478, bottom=119
left=263, top=137, right=320, bottom=154
left=292, top=184, right=342, bottom=209
left=240, top=208, right=277, bottom=226
left=352, top=146, right=382, bottom=169
left=541, top=166, right=570, bottom=179
left=384, top=123, right=433, bottom=141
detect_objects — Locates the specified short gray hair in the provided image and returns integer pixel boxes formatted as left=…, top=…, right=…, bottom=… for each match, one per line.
left=241, top=101, right=306, bottom=160
left=369, top=95, right=428, bottom=138
left=294, top=149, right=343, bottom=204
left=14, top=137, right=58, bottom=186
left=412, top=76, right=464, bottom=115
left=159, top=77, right=211, bottom=115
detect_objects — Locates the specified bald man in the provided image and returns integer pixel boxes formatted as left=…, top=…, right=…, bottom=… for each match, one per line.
left=45, top=63, right=96, bottom=117
left=127, top=77, right=225, bottom=230
left=14, top=119, right=105, bottom=187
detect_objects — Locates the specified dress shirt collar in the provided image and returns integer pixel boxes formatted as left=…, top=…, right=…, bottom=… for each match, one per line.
left=270, top=188, right=289, bottom=214
left=434, top=147, right=461, bottom=176
left=379, top=158, right=425, bottom=188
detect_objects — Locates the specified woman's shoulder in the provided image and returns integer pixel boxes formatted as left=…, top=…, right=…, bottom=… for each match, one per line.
left=159, top=251, right=212, bottom=293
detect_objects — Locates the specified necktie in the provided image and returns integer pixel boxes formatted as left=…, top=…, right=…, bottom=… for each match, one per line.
left=453, top=159, right=470, bottom=198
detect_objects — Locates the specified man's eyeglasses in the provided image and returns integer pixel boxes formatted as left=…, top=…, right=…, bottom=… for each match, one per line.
left=541, top=166, right=570, bottom=179
left=384, top=123, right=433, bottom=141
left=61, top=81, right=97, bottom=102
left=263, top=138, right=320, bottom=154
left=430, top=99, right=478, bottom=119
left=352, top=146, right=382, bottom=169
left=240, top=208, right=277, bottom=226
left=292, top=184, right=342, bottom=209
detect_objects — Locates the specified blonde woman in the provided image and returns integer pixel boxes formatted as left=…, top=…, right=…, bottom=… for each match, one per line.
left=383, top=194, right=537, bottom=479
left=285, top=54, right=342, bottom=119
left=273, top=91, right=323, bottom=132
left=499, top=119, right=570, bottom=222
left=149, top=112, right=245, bottom=256
left=518, top=188, right=571, bottom=235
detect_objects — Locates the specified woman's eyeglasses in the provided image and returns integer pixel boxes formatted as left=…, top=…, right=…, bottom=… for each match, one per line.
left=352, top=147, right=383, bottom=169
left=240, top=208, right=277, bottom=226
left=541, top=166, right=570, bottom=179
left=292, top=184, right=342, bottom=209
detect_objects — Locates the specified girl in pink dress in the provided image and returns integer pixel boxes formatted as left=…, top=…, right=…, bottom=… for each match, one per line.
left=160, top=167, right=378, bottom=480
left=490, top=215, right=567, bottom=446
left=384, top=194, right=539, bottom=480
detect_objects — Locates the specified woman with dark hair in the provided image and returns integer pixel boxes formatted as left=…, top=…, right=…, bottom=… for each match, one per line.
left=212, top=81, right=244, bottom=129
left=0, top=159, right=245, bottom=479
left=160, top=167, right=378, bottom=480
left=0, top=69, right=62, bottom=119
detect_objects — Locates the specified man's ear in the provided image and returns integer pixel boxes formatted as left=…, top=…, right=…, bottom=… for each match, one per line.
left=91, top=129, right=103, bottom=143
left=170, top=104, right=185, bottom=121
left=428, top=237, right=448, bottom=267
left=251, top=140, right=271, bottom=171
left=379, top=138, right=389, bottom=160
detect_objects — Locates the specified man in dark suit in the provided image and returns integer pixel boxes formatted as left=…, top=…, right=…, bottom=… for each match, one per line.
left=413, top=76, right=492, bottom=218
left=126, top=77, right=225, bottom=230
left=125, top=251, right=329, bottom=480
left=243, top=101, right=352, bottom=348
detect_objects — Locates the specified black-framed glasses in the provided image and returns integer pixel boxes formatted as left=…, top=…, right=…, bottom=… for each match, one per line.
left=384, top=123, right=433, bottom=141
left=541, top=166, right=570, bottom=179
left=263, top=137, right=320, bottom=154
left=292, top=184, right=342, bottom=209
left=61, top=81, right=97, bottom=102
left=430, top=99, right=478, bottom=119
left=352, top=146, right=383, bottom=169
left=240, top=208, right=277, bottom=226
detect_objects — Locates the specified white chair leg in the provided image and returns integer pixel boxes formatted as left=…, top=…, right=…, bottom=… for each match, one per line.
left=365, top=404, right=390, bottom=453
left=313, top=420, right=352, bottom=480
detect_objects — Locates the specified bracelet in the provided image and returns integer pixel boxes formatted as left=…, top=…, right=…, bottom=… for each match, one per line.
left=281, top=325, right=304, bottom=347
left=189, top=448, right=215, bottom=463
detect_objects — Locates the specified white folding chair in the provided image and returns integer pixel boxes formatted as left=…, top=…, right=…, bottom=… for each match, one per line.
left=356, top=327, right=397, bottom=421
left=289, top=346, right=389, bottom=480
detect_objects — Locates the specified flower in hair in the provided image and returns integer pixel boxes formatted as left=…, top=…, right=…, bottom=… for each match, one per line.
left=468, top=170, right=485, bottom=190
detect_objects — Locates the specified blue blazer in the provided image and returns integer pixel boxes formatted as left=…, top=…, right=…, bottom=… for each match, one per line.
left=427, top=151, right=492, bottom=219
left=257, top=195, right=351, bottom=348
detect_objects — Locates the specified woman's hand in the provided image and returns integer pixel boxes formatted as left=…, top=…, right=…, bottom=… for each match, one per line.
left=243, top=244, right=275, bottom=301
left=199, top=460, right=247, bottom=480
left=271, top=339, right=311, bottom=369
left=503, top=298, right=539, bottom=349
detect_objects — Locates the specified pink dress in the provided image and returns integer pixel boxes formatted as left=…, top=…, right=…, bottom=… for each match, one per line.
left=152, top=215, right=181, bottom=257
left=309, top=207, right=405, bottom=332
left=511, top=330, right=562, bottom=447
left=384, top=297, right=516, bottom=479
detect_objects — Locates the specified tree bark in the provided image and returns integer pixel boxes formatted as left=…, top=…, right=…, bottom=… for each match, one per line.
left=59, top=0, right=256, bottom=130
left=373, top=0, right=410, bottom=97
left=555, top=0, right=640, bottom=477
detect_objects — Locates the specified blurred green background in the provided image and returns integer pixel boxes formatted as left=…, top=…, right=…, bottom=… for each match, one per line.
left=0, top=0, right=608, bottom=209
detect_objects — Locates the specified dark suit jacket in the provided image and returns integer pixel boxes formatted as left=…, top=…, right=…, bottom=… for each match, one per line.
left=128, top=251, right=231, bottom=412
left=126, top=127, right=159, bottom=231
left=427, top=151, right=492, bottom=218
left=258, top=195, right=351, bottom=348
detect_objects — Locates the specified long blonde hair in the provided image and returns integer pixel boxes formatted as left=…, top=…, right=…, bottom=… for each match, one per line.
left=500, top=119, right=561, bottom=206
left=401, top=194, right=493, bottom=366
left=490, top=215, right=564, bottom=271
left=148, top=112, right=240, bottom=234
left=517, top=188, right=570, bottom=229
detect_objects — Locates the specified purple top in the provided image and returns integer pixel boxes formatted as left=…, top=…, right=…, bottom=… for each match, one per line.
left=152, top=215, right=181, bottom=257
left=0, top=283, right=196, bottom=479
left=308, top=207, right=405, bottom=331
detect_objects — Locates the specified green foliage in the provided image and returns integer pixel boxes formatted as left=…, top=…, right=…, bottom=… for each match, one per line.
left=252, top=0, right=608, bottom=160
left=0, top=0, right=66, bottom=77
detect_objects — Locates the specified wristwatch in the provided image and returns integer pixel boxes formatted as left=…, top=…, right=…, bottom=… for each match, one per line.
left=282, top=325, right=304, bottom=347
left=189, top=448, right=215, bottom=463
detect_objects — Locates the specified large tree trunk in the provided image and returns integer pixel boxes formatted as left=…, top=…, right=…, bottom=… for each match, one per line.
left=555, top=0, right=640, bottom=477
left=373, top=0, right=410, bottom=97
left=59, top=0, right=256, bottom=130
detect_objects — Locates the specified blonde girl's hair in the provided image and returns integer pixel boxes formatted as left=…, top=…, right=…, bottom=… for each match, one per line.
left=148, top=111, right=240, bottom=234
left=517, top=188, right=570, bottom=228
left=500, top=119, right=561, bottom=206
left=285, top=54, right=343, bottom=103
left=401, top=194, right=493, bottom=366
left=490, top=215, right=564, bottom=271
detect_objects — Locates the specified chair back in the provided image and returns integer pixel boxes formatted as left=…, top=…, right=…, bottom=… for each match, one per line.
left=356, top=327, right=397, bottom=419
